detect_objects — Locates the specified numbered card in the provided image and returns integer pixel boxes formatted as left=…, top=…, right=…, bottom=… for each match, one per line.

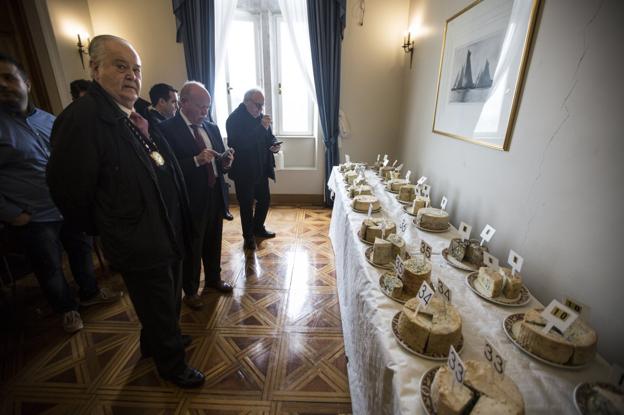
left=437, top=278, right=452, bottom=303
left=507, top=249, right=524, bottom=275
left=367, top=203, right=373, bottom=218
left=417, top=176, right=428, bottom=186
left=541, top=299, right=579, bottom=335
left=383, top=154, right=388, bottom=162
left=563, top=296, right=591, bottom=320
left=392, top=160, right=398, bottom=167
left=458, top=222, right=472, bottom=240
left=417, top=281, right=435, bottom=308
left=380, top=221, right=387, bottom=239
left=399, top=215, right=408, bottom=234
left=376, top=154, right=381, bottom=162
left=440, top=196, right=448, bottom=211
left=420, top=240, right=432, bottom=259
left=345, top=154, right=351, bottom=163
left=483, top=252, right=500, bottom=271
left=483, top=338, right=506, bottom=378
left=610, top=364, right=624, bottom=387
left=383, top=159, right=389, bottom=167
left=395, top=255, right=405, bottom=276
left=422, top=184, right=431, bottom=198
left=405, top=170, right=411, bottom=181
left=480, top=224, right=496, bottom=246
left=395, top=163, right=404, bottom=171
left=447, top=345, right=465, bottom=384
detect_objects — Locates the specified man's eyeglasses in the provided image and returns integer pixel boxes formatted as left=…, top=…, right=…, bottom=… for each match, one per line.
left=251, top=101, right=264, bottom=110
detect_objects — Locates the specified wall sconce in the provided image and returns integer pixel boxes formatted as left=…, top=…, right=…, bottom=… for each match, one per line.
left=402, top=32, right=414, bottom=69
left=77, top=34, right=90, bottom=69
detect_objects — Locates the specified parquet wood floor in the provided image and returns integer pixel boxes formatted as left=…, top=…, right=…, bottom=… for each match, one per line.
left=0, top=207, right=352, bottom=415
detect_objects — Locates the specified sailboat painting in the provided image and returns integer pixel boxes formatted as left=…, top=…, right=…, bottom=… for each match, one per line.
left=449, top=32, right=504, bottom=103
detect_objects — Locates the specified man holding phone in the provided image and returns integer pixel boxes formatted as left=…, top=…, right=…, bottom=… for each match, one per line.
left=226, top=88, right=280, bottom=251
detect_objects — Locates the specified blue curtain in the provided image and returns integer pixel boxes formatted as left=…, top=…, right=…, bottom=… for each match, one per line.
left=172, top=0, right=216, bottom=113
left=307, top=0, right=347, bottom=206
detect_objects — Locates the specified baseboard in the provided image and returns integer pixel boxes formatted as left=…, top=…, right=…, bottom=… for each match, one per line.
left=229, top=194, right=325, bottom=206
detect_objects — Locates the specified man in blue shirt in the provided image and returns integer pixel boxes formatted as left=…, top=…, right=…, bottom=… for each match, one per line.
left=0, top=53, right=121, bottom=333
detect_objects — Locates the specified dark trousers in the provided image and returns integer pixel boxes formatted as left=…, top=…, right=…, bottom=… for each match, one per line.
left=234, top=177, right=270, bottom=240
left=10, top=221, right=98, bottom=313
left=183, top=181, right=224, bottom=296
left=121, top=260, right=186, bottom=376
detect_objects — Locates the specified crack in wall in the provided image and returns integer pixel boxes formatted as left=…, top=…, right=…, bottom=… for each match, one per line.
left=521, top=0, right=605, bottom=249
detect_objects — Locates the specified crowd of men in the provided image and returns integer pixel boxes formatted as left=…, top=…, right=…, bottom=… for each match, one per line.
left=0, top=34, right=281, bottom=388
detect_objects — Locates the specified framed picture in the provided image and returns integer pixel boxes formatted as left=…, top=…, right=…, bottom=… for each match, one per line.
left=432, top=0, right=541, bottom=151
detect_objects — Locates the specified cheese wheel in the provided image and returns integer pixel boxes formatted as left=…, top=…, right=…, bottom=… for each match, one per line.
left=416, top=207, right=449, bottom=230
left=387, top=178, right=410, bottom=192
left=348, top=184, right=372, bottom=198
left=499, top=267, right=522, bottom=299
left=398, top=184, right=418, bottom=202
left=408, top=196, right=429, bottom=214
left=371, top=237, right=393, bottom=265
left=476, top=267, right=504, bottom=298
left=352, top=195, right=380, bottom=211
left=360, top=218, right=396, bottom=243
left=401, top=257, right=432, bottom=296
left=386, top=233, right=406, bottom=259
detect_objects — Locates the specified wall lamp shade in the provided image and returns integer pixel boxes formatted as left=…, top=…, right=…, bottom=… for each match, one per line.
left=402, top=32, right=414, bottom=68
left=77, top=34, right=89, bottom=69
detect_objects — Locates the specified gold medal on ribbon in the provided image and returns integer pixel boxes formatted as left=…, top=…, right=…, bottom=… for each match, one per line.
left=150, top=151, right=165, bottom=166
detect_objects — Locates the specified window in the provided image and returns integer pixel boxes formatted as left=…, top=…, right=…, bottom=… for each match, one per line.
left=214, top=5, right=318, bottom=169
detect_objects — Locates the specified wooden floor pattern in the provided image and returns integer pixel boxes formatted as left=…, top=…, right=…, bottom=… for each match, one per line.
left=0, top=207, right=352, bottom=415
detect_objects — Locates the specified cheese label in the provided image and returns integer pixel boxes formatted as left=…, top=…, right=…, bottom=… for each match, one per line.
left=392, top=160, right=398, bottom=167
left=440, top=196, right=448, bottom=211
left=437, top=278, right=452, bottom=303
left=541, top=300, right=579, bottom=334
left=395, top=163, right=404, bottom=171
left=399, top=215, right=408, bottom=234
left=376, top=154, right=380, bottom=162
left=420, top=240, right=432, bottom=259
left=395, top=255, right=405, bottom=276
left=563, top=296, right=591, bottom=320
left=483, top=338, right=506, bottom=377
left=417, top=281, right=435, bottom=308
left=483, top=252, right=500, bottom=271
left=405, top=170, right=411, bottom=181
left=507, top=249, right=524, bottom=275
left=383, top=159, right=389, bottom=167
left=610, top=364, right=624, bottom=387
left=380, top=221, right=387, bottom=239
left=447, top=345, right=465, bottom=384
left=345, top=154, right=351, bottom=163
left=383, top=154, right=388, bottom=162
left=367, top=204, right=373, bottom=218
left=417, top=176, right=428, bottom=185
left=458, top=221, right=472, bottom=240
left=480, top=224, right=496, bottom=246
left=422, top=184, right=431, bottom=198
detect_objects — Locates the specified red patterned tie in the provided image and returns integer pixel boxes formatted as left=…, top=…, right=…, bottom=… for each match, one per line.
left=129, top=111, right=150, bottom=138
left=190, top=124, right=216, bottom=188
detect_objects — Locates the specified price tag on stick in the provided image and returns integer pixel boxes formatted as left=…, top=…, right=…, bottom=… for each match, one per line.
left=417, top=176, right=428, bottom=186
left=541, top=299, right=579, bottom=335
left=376, top=154, right=380, bottom=162
left=395, top=163, right=404, bottom=171
left=380, top=221, right=387, bottom=239
left=420, top=240, right=432, bottom=259
left=447, top=345, right=465, bottom=385
left=440, top=196, right=448, bottom=211
left=480, top=224, right=496, bottom=246
left=507, top=250, right=524, bottom=275
left=563, top=296, right=591, bottom=320
left=422, top=184, right=431, bottom=198
left=458, top=221, right=472, bottom=240
left=483, top=338, right=506, bottom=379
left=392, top=160, right=398, bottom=167
left=417, top=281, right=435, bottom=308
left=405, top=170, right=411, bottom=182
left=345, top=154, right=350, bottom=163
left=483, top=252, right=500, bottom=271
left=383, top=159, right=389, bottom=167
left=437, top=278, right=452, bottom=303
left=367, top=204, right=373, bottom=219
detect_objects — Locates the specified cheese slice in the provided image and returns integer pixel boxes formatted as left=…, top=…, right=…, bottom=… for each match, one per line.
left=401, top=257, right=432, bottom=296
left=386, top=233, right=406, bottom=259
left=465, top=240, right=487, bottom=267
left=476, top=267, right=503, bottom=298
left=499, top=267, right=522, bottom=299
left=398, top=184, right=418, bottom=202
left=388, top=178, right=409, bottom=191
left=360, top=218, right=396, bottom=242
left=449, top=238, right=469, bottom=261
left=409, top=196, right=429, bottom=214
left=371, top=237, right=393, bottom=265
left=381, top=275, right=404, bottom=298
left=431, top=366, right=474, bottom=414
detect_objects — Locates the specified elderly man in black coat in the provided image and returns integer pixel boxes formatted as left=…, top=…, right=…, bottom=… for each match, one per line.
left=226, top=88, right=281, bottom=250
left=46, top=35, right=204, bottom=388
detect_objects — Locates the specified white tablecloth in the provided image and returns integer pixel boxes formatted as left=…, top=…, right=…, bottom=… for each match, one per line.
left=327, top=167, right=611, bottom=415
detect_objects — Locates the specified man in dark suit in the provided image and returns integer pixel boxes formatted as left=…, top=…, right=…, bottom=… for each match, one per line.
left=226, top=89, right=281, bottom=250
left=47, top=35, right=204, bottom=388
left=159, top=81, right=234, bottom=310
left=148, top=83, right=178, bottom=123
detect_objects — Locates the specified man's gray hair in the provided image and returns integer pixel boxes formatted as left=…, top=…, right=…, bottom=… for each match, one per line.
left=179, top=81, right=209, bottom=100
left=88, top=34, right=131, bottom=66
left=243, top=88, right=264, bottom=102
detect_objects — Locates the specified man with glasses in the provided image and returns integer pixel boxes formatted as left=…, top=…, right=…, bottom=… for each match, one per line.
left=226, top=88, right=280, bottom=250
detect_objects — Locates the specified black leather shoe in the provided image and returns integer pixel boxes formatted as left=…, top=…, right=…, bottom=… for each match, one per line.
left=163, top=366, right=205, bottom=388
left=224, top=211, right=234, bottom=221
left=202, top=280, right=234, bottom=294
left=254, top=229, right=276, bottom=238
left=141, top=335, right=192, bottom=358
left=243, top=238, right=256, bottom=250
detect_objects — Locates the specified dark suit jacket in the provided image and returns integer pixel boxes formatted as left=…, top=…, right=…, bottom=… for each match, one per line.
left=47, top=82, right=192, bottom=272
left=158, top=112, right=229, bottom=224
left=225, top=103, right=277, bottom=184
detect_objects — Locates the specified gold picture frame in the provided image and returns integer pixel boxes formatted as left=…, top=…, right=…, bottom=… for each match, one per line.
left=432, top=0, right=541, bottom=151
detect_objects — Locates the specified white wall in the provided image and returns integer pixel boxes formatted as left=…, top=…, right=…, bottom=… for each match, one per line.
left=399, top=0, right=623, bottom=364
left=339, top=0, right=410, bottom=164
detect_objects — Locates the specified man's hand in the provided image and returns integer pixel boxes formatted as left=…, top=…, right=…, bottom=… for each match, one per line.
left=269, top=144, right=281, bottom=153
left=222, top=148, right=235, bottom=169
left=9, top=212, right=31, bottom=226
left=261, top=115, right=272, bottom=130
left=195, top=149, right=219, bottom=166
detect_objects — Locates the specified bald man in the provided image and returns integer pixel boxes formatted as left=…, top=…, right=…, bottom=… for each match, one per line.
left=159, top=81, right=234, bottom=311
left=47, top=35, right=204, bottom=388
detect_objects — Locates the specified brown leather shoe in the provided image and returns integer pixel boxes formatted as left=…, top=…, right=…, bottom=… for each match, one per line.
left=202, top=280, right=234, bottom=294
left=183, top=294, right=204, bottom=309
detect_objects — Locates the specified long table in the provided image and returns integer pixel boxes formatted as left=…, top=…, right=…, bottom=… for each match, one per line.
left=327, top=166, right=612, bottom=415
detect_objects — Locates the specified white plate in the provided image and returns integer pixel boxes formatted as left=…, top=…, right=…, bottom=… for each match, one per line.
left=364, top=247, right=409, bottom=270
left=503, top=313, right=589, bottom=370
left=465, top=272, right=531, bottom=307
left=573, top=382, right=624, bottom=415
left=413, top=220, right=451, bottom=233
left=419, top=366, right=440, bottom=415
left=352, top=206, right=381, bottom=214
left=394, top=195, right=412, bottom=205
left=441, top=248, right=477, bottom=272
left=392, top=312, right=464, bottom=361
left=401, top=205, right=418, bottom=217
left=379, top=273, right=410, bottom=304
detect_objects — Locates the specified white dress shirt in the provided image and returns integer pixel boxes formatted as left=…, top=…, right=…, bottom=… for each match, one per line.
left=180, top=111, right=219, bottom=177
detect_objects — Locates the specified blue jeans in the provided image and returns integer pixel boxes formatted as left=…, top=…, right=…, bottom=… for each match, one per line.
left=11, top=221, right=99, bottom=313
